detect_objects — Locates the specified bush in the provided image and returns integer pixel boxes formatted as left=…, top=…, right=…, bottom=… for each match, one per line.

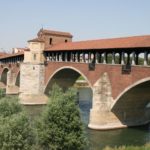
left=36, top=84, right=87, bottom=150
left=0, top=89, right=5, bottom=99
left=0, top=97, right=35, bottom=150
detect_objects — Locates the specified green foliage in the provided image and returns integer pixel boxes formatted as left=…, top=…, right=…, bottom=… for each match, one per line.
left=103, top=143, right=150, bottom=150
left=77, top=76, right=85, bottom=81
left=0, top=97, right=35, bottom=150
left=0, top=96, right=22, bottom=117
left=0, top=89, right=5, bottom=99
left=36, top=84, right=87, bottom=150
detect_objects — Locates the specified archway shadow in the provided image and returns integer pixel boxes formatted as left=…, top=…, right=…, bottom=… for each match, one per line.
left=112, top=81, right=150, bottom=127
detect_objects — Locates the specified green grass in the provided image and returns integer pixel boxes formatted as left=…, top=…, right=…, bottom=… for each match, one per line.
left=103, top=143, right=150, bottom=150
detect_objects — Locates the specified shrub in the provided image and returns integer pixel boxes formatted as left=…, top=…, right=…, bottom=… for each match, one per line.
left=0, top=97, right=35, bottom=150
left=36, top=84, right=87, bottom=150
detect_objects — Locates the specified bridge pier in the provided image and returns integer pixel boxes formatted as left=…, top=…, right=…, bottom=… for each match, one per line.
left=6, top=70, right=19, bottom=94
left=19, top=38, right=48, bottom=105
left=88, top=72, right=127, bottom=130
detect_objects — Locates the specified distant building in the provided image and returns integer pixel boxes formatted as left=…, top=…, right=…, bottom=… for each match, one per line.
left=12, top=48, right=28, bottom=54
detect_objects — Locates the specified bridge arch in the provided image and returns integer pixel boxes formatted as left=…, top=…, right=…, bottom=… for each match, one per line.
left=44, top=66, right=92, bottom=94
left=44, top=66, right=93, bottom=124
left=112, top=77, right=150, bottom=126
left=0, top=67, right=9, bottom=85
left=115, top=77, right=150, bottom=102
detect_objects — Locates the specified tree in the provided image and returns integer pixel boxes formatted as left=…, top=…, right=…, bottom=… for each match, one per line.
left=36, top=84, right=87, bottom=150
left=0, top=96, right=35, bottom=150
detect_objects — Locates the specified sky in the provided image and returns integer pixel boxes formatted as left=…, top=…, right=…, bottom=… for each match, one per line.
left=0, top=0, right=150, bottom=52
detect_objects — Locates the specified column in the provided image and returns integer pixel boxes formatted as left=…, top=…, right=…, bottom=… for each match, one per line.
left=103, top=52, right=106, bottom=64
left=88, top=52, right=91, bottom=63
left=112, top=52, right=115, bottom=65
left=95, top=52, right=98, bottom=64
left=121, top=52, right=125, bottom=65
left=144, top=51, right=148, bottom=66
left=65, top=52, right=68, bottom=62
left=131, top=51, right=136, bottom=65
left=127, top=53, right=130, bottom=65
left=55, top=52, right=58, bottom=61
left=59, top=53, right=62, bottom=62
left=83, top=52, right=85, bottom=63
left=135, top=53, right=139, bottom=65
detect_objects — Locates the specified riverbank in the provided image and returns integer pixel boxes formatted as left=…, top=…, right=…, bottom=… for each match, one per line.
left=103, top=143, right=150, bottom=150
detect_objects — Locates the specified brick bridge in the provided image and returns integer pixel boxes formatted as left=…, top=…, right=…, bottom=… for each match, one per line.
left=0, top=29, right=150, bottom=130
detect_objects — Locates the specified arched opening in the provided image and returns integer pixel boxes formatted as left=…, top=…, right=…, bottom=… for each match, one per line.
left=45, top=67, right=93, bottom=125
left=1, top=68, right=9, bottom=85
left=112, top=80, right=150, bottom=127
left=15, top=72, right=20, bottom=87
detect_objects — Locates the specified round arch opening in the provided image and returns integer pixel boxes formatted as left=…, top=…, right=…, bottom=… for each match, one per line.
left=112, top=80, right=150, bottom=127
left=1, top=68, right=9, bottom=85
left=45, top=67, right=93, bottom=125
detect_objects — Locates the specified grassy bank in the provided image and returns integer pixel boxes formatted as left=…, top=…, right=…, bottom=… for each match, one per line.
left=103, top=143, right=150, bottom=150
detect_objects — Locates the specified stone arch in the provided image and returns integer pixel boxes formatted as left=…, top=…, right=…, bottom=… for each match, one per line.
left=44, top=66, right=93, bottom=125
left=115, top=77, right=150, bottom=102
left=112, top=77, right=150, bottom=127
left=0, top=67, right=9, bottom=85
left=44, top=66, right=92, bottom=94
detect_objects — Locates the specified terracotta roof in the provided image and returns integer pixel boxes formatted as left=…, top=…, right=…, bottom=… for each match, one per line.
left=45, top=35, right=150, bottom=51
left=39, top=29, right=73, bottom=38
left=0, top=52, right=24, bottom=59
left=0, top=52, right=7, bottom=56
left=28, top=38, right=45, bottom=43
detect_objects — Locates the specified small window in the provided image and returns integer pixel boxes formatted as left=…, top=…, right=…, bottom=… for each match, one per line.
left=33, top=54, right=36, bottom=60
left=65, top=39, right=68, bottom=43
left=49, top=38, right=52, bottom=45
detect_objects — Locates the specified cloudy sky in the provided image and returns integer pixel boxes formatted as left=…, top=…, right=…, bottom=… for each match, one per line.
left=0, top=0, right=150, bottom=52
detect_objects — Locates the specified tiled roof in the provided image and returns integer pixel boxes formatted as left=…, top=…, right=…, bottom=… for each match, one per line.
left=28, top=38, right=45, bottom=43
left=0, top=52, right=24, bottom=59
left=39, top=29, right=73, bottom=38
left=45, top=35, right=150, bottom=51
left=0, top=52, right=7, bottom=56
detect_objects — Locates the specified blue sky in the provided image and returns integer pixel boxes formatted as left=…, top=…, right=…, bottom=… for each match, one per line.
left=0, top=0, right=150, bottom=52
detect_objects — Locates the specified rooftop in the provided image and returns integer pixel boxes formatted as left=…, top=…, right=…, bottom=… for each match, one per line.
left=38, top=29, right=73, bottom=38
left=45, top=35, right=150, bottom=51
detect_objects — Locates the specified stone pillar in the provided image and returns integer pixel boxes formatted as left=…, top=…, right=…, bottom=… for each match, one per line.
left=6, top=70, right=19, bottom=94
left=112, top=52, right=115, bottom=64
left=70, top=52, right=73, bottom=62
left=144, top=51, right=148, bottom=66
left=65, top=52, right=68, bottom=62
left=121, top=52, right=125, bottom=65
left=95, top=52, right=98, bottom=64
left=59, top=53, right=62, bottom=62
left=88, top=72, right=125, bottom=130
left=132, top=51, right=136, bottom=65
left=103, top=52, right=106, bottom=64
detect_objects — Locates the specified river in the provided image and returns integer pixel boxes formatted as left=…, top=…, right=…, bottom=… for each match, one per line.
left=24, top=97, right=150, bottom=150
left=79, top=100, right=150, bottom=150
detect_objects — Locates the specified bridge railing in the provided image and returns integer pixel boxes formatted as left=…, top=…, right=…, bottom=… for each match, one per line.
left=44, top=49, right=150, bottom=67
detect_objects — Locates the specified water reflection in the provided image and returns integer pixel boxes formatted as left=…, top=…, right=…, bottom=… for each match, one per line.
left=79, top=100, right=150, bottom=150
left=24, top=97, right=150, bottom=150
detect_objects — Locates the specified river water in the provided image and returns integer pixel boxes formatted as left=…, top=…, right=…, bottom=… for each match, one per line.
left=79, top=100, right=150, bottom=150
left=25, top=97, right=150, bottom=150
